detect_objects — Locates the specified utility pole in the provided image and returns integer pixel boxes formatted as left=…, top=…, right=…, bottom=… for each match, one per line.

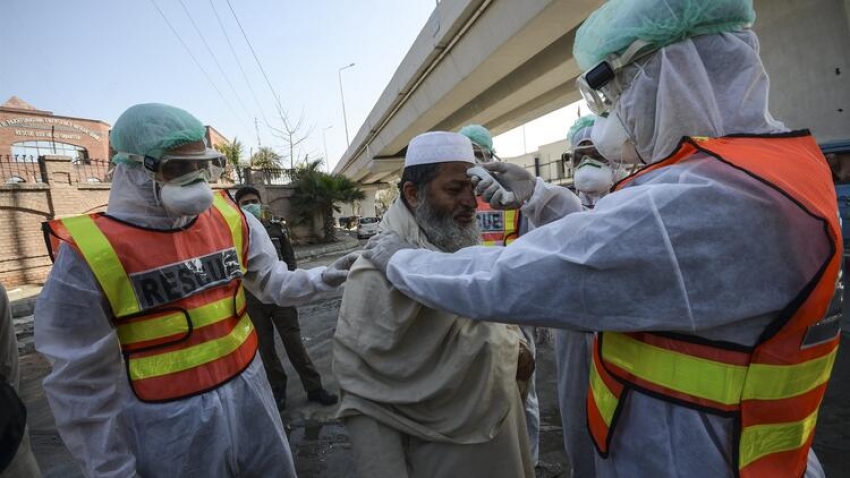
left=338, top=63, right=356, bottom=147
left=254, top=117, right=262, bottom=148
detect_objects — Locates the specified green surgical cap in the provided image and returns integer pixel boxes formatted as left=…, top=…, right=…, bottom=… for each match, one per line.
left=458, top=124, right=494, bottom=154
left=110, top=103, right=207, bottom=165
left=573, top=0, right=756, bottom=71
left=568, top=115, right=596, bottom=146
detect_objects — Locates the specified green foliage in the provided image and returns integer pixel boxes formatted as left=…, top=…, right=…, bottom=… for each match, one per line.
left=290, top=159, right=365, bottom=243
left=250, top=146, right=283, bottom=169
left=215, top=138, right=244, bottom=182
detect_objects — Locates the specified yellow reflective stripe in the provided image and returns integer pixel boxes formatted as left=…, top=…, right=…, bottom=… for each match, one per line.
left=603, top=333, right=747, bottom=406
left=128, top=313, right=254, bottom=380
left=743, top=349, right=837, bottom=401
left=212, top=194, right=246, bottom=273
left=739, top=409, right=819, bottom=468
left=117, top=288, right=246, bottom=345
left=589, top=360, right=618, bottom=426
left=61, top=215, right=140, bottom=316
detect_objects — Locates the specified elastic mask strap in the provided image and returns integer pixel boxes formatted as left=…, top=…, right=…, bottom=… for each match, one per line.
left=609, top=39, right=653, bottom=70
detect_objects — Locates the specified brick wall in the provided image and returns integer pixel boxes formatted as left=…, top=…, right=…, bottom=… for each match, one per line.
left=0, top=160, right=325, bottom=287
left=0, top=108, right=110, bottom=159
left=0, top=156, right=111, bottom=287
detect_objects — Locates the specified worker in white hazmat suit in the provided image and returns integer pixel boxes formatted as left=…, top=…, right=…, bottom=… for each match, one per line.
left=363, top=1, right=840, bottom=477
left=570, top=115, right=621, bottom=209
left=549, top=114, right=619, bottom=478
left=34, top=103, right=357, bottom=478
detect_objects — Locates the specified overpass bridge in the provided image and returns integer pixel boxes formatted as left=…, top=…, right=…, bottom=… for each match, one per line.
left=335, top=0, right=850, bottom=216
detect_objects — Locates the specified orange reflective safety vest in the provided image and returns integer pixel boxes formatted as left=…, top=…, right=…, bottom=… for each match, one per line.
left=477, top=197, right=521, bottom=246
left=587, top=132, right=842, bottom=478
left=42, top=191, right=258, bottom=403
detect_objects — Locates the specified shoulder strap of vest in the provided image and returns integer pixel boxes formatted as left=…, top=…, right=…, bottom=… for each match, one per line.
left=211, top=190, right=249, bottom=273
left=45, top=213, right=142, bottom=317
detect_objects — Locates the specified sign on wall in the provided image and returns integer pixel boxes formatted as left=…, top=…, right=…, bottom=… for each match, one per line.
left=0, top=117, right=103, bottom=141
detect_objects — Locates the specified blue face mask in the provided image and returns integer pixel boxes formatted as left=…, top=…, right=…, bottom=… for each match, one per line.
left=241, top=203, right=262, bottom=219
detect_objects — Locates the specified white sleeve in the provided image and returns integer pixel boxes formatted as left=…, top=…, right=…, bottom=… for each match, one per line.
left=387, top=172, right=826, bottom=336
left=520, top=178, right=583, bottom=228
left=241, top=212, right=336, bottom=306
left=34, top=244, right=138, bottom=478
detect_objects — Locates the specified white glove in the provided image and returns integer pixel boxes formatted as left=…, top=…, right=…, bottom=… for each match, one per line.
left=362, top=231, right=416, bottom=275
left=321, top=252, right=360, bottom=287
left=476, top=162, right=535, bottom=209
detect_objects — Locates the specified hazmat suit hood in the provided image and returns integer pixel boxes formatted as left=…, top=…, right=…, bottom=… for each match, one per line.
left=596, top=31, right=787, bottom=165
left=106, top=163, right=193, bottom=229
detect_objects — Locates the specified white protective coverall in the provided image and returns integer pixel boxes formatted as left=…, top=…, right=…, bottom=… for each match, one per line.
left=381, top=32, right=829, bottom=477
left=35, top=164, right=337, bottom=478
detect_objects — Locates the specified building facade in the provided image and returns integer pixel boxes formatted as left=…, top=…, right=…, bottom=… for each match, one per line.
left=502, top=138, right=574, bottom=188
left=0, top=97, right=111, bottom=164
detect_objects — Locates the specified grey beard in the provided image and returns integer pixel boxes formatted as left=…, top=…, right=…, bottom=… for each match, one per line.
left=414, top=197, right=480, bottom=252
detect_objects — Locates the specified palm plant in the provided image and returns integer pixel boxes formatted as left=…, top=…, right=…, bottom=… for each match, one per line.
left=215, top=138, right=244, bottom=183
left=290, top=159, right=365, bottom=242
left=250, top=146, right=286, bottom=183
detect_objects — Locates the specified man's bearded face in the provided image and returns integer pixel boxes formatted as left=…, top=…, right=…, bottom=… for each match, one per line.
left=413, top=162, right=480, bottom=252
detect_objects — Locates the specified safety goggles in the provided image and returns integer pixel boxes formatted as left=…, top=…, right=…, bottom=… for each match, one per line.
left=571, top=143, right=604, bottom=164
left=472, top=144, right=495, bottom=164
left=127, top=148, right=226, bottom=185
left=576, top=40, right=654, bottom=116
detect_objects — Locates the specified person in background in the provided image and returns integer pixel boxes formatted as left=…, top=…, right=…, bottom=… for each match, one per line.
left=0, top=284, right=41, bottom=478
left=459, top=123, right=541, bottom=467
left=235, top=186, right=338, bottom=410
left=35, top=103, right=357, bottom=478
left=549, top=114, right=617, bottom=478
left=570, top=115, right=619, bottom=209
left=334, top=131, right=535, bottom=478
left=823, top=141, right=850, bottom=183
left=364, top=1, right=839, bottom=476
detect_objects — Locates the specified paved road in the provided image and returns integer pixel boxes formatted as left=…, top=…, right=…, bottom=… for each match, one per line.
left=17, top=247, right=850, bottom=477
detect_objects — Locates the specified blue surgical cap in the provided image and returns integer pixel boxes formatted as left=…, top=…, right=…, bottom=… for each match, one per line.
left=111, top=103, right=207, bottom=165
left=574, top=0, right=756, bottom=71
left=568, top=116, right=597, bottom=147
left=458, top=124, right=495, bottom=155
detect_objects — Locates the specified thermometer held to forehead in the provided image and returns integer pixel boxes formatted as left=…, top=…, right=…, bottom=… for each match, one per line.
left=467, top=166, right=517, bottom=207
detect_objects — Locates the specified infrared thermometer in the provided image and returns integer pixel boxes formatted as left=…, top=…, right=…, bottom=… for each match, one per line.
left=467, top=166, right=517, bottom=206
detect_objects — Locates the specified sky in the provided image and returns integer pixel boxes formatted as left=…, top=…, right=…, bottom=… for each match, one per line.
left=0, top=0, right=582, bottom=171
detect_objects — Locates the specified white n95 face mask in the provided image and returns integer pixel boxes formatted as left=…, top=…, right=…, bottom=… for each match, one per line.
left=160, top=180, right=214, bottom=217
left=591, top=114, right=642, bottom=165
left=574, top=160, right=615, bottom=195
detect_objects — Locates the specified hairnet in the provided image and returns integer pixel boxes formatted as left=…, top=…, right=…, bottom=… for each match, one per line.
left=613, top=31, right=786, bottom=164
left=111, top=103, right=207, bottom=164
left=574, top=0, right=756, bottom=71
left=568, top=116, right=596, bottom=147
left=458, top=124, right=495, bottom=154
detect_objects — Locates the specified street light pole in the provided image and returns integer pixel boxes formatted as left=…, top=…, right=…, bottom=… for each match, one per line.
left=338, top=63, right=355, bottom=148
left=323, top=125, right=333, bottom=172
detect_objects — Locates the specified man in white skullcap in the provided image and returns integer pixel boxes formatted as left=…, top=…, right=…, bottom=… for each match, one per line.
left=333, top=131, right=535, bottom=478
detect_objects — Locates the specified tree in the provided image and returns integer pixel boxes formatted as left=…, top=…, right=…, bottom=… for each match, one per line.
left=267, top=100, right=315, bottom=170
left=290, top=159, right=365, bottom=243
left=250, top=146, right=282, bottom=169
left=215, top=138, right=244, bottom=183
left=375, top=187, right=399, bottom=216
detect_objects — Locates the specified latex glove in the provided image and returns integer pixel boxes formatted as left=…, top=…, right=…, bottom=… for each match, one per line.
left=321, top=252, right=360, bottom=287
left=476, top=162, right=535, bottom=209
left=362, top=231, right=416, bottom=275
